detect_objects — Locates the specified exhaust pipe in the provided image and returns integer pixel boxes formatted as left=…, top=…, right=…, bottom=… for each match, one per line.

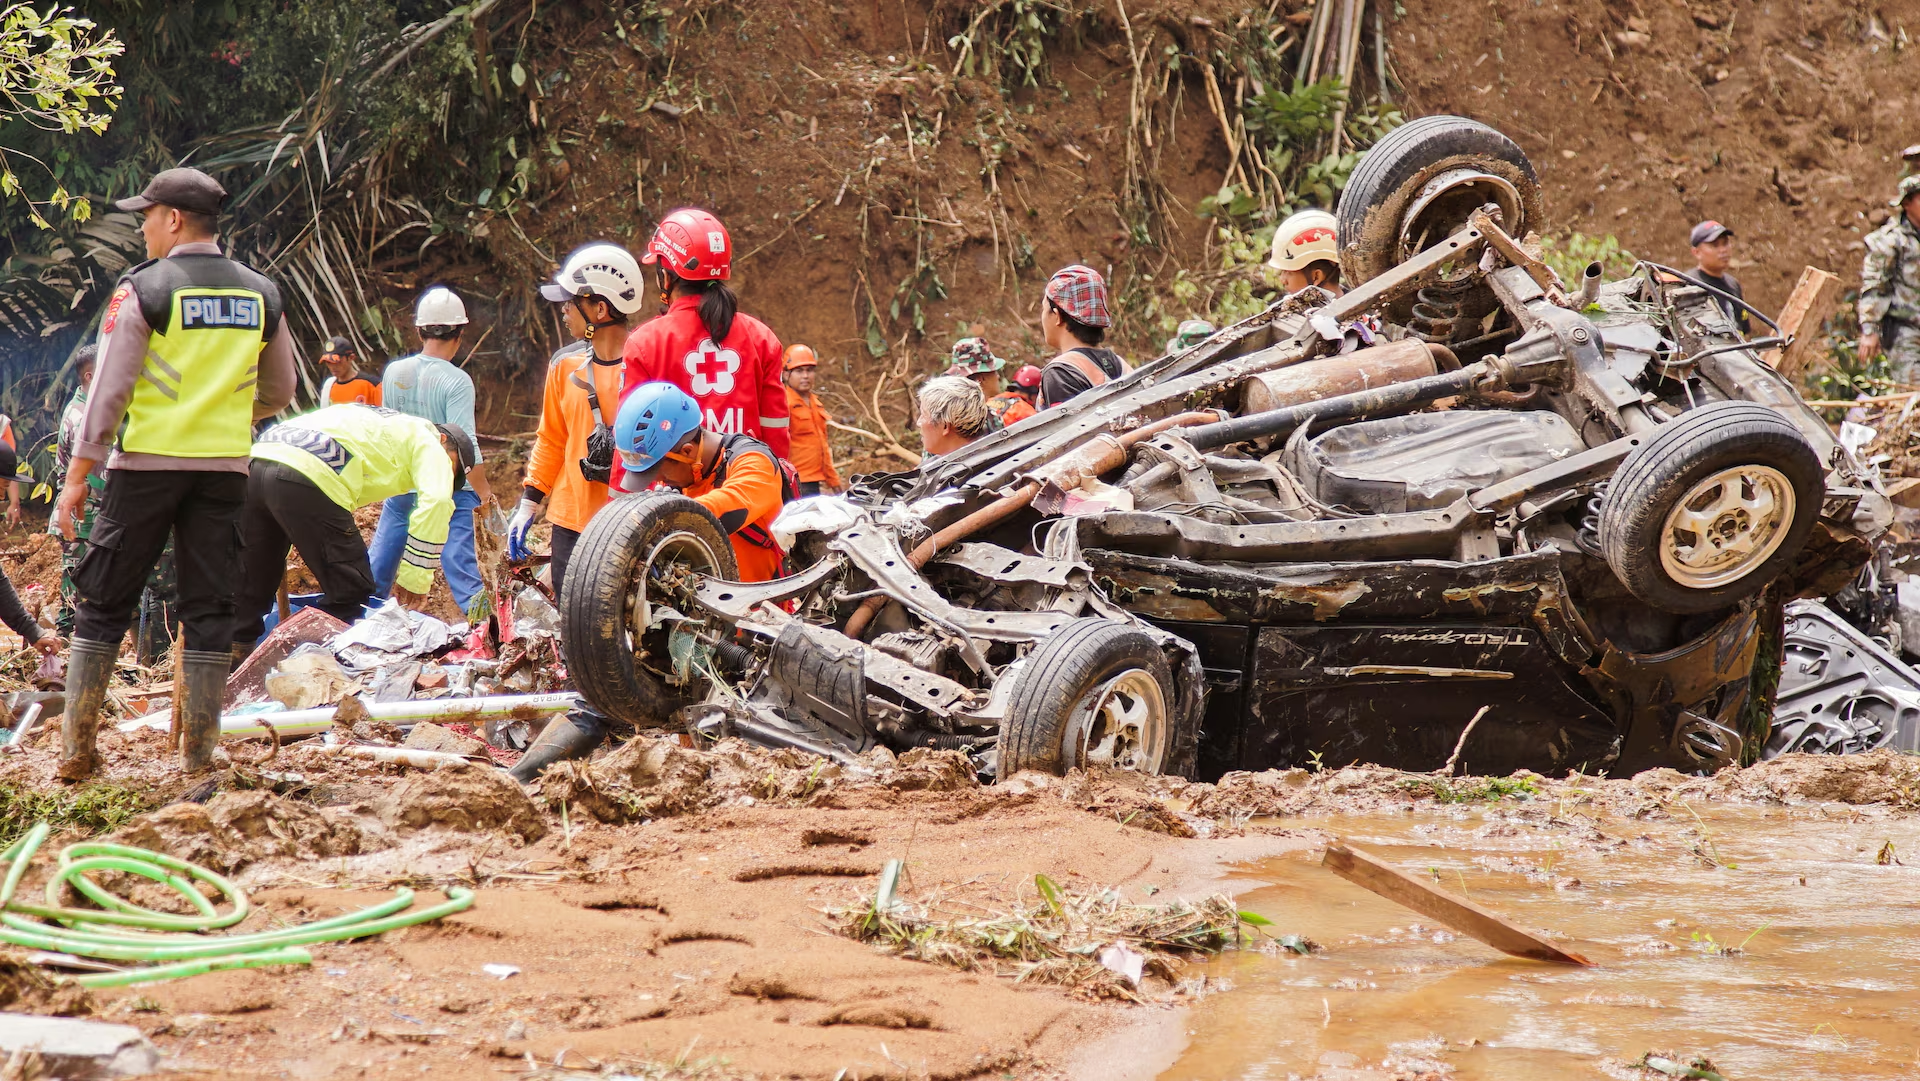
left=1573, top=261, right=1603, bottom=309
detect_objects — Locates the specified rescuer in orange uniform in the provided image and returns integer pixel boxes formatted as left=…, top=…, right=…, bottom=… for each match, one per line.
left=615, top=381, right=790, bottom=584
left=781, top=344, right=842, bottom=497
left=508, top=243, right=647, bottom=595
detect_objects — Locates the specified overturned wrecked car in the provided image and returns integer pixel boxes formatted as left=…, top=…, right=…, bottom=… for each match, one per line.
left=560, top=116, right=1887, bottom=780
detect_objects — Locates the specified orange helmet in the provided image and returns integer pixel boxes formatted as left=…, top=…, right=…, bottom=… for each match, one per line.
left=783, top=344, right=818, bottom=370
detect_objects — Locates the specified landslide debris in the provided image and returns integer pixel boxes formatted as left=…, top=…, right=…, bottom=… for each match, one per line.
left=111, top=790, right=382, bottom=874
left=541, top=736, right=976, bottom=824
left=379, top=761, right=546, bottom=843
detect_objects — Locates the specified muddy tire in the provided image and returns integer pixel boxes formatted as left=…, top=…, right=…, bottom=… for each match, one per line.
left=561, top=492, right=738, bottom=727
left=1336, top=115, right=1542, bottom=286
left=998, top=619, right=1184, bottom=778
left=1599, top=403, right=1822, bottom=615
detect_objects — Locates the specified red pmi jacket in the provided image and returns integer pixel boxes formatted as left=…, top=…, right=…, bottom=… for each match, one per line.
left=622, top=295, right=790, bottom=459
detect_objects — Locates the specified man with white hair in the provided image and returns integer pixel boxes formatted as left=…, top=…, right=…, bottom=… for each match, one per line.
left=915, top=375, right=995, bottom=460
left=368, top=285, right=496, bottom=616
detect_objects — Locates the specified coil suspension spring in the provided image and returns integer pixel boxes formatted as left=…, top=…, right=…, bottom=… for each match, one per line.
left=1575, top=481, right=1609, bottom=557
left=1407, top=281, right=1470, bottom=344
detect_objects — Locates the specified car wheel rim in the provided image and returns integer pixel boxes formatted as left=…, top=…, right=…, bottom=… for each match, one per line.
left=625, top=529, right=724, bottom=670
left=1074, top=668, right=1168, bottom=772
left=1657, top=465, right=1796, bottom=590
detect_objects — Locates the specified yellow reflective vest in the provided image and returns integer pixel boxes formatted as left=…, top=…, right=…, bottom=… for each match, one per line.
left=251, top=405, right=456, bottom=596
left=120, top=254, right=282, bottom=458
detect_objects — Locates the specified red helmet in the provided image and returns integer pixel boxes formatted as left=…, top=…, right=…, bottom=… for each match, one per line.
left=1013, top=364, right=1043, bottom=389
left=642, top=208, right=732, bottom=281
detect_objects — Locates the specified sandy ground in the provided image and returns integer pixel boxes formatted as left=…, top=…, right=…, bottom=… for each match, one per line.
left=6, top=728, right=1919, bottom=1080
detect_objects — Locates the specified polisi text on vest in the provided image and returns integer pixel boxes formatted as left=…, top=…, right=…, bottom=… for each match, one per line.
left=180, top=294, right=262, bottom=331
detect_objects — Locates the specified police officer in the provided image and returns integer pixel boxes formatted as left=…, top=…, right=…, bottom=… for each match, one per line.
left=1861, top=175, right=1920, bottom=383
left=52, top=167, right=297, bottom=780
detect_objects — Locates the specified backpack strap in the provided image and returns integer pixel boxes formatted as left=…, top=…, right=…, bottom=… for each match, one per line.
left=566, top=353, right=610, bottom=427
left=1057, top=350, right=1112, bottom=388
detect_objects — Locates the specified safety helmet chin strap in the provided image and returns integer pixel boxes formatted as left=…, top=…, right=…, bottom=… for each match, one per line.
left=571, top=295, right=626, bottom=336
left=654, top=265, right=676, bottom=309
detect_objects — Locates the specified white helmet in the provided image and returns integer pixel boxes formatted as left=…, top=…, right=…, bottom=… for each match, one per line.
left=414, top=285, right=469, bottom=327
left=540, top=242, right=646, bottom=315
left=1267, top=208, right=1339, bottom=273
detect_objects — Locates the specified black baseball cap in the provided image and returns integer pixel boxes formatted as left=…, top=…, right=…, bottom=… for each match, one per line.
left=114, top=167, right=227, bottom=217
left=435, top=423, right=476, bottom=489
left=0, top=443, right=31, bottom=485
left=319, top=335, right=356, bottom=358
left=1689, top=220, right=1733, bottom=246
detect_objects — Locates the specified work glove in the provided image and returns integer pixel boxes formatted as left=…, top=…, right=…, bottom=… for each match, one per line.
left=507, top=498, right=540, bottom=561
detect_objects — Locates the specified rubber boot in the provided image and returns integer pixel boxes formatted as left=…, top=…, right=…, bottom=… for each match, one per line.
left=179, top=649, right=230, bottom=772
left=507, top=707, right=609, bottom=784
left=56, top=638, right=118, bottom=783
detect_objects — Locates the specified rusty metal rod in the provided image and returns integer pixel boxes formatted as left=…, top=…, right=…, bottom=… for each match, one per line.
left=1182, top=362, right=1494, bottom=451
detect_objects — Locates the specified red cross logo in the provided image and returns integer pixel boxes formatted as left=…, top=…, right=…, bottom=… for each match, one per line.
left=684, top=338, right=740, bottom=395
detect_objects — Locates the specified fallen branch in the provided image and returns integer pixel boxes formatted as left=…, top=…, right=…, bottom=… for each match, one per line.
left=1441, top=705, right=1490, bottom=776
left=827, top=419, right=920, bottom=465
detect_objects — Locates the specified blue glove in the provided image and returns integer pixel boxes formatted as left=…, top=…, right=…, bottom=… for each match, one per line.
left=507, top=498, right=540, bottom=561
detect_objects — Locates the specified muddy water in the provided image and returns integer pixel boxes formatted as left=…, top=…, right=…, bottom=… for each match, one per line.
left=1163, top=804, right=1920, bottom=1079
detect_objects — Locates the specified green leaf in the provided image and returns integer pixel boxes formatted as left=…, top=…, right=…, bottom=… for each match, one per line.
left=1237, top=910, right=1275, bottom=928
left=510, top=62, right=526, bottom=88
left=1034, top=873, right=1065, bottom=917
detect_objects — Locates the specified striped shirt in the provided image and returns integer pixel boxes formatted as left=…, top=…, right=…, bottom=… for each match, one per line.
left=379, top=353, right=481, bottom=461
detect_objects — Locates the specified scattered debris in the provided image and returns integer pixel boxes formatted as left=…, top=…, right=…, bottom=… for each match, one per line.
left=0, top=1012, right=159, bottom=1078
left=829, top=862, right=1271, bottom=1001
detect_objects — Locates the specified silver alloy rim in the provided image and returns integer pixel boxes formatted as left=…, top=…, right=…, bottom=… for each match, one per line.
left=627, top=529, right=723, bottom=654
left=1657, top=465, right=1795, bottom=589
left=1076, top=668, right=1169, bottom=772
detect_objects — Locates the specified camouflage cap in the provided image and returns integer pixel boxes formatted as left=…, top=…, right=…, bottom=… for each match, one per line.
left=950, top=337, right=1006, bottom=374
left=1894, top=174, right=1920, bottom=207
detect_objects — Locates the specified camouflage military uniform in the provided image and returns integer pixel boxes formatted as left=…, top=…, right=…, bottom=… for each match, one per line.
left=1862, top=178, right=1920, bottom=382
left=52, top=384, right=103, bottom=637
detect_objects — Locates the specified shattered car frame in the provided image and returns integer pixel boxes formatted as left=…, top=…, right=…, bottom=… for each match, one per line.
left=561, top=117, right=1886, bottom=780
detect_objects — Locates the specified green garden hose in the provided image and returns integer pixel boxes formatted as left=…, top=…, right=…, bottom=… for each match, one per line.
left=0, top=822, right=473, bottom=988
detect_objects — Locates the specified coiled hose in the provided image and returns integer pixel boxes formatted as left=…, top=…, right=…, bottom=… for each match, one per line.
left=0, top=822, right=473, bottom=988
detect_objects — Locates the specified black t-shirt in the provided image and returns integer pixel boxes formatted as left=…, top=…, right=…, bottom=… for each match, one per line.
left=1039, top=348, right=1127, bottom=408
left=1687, top=270, right=1752, bottom=335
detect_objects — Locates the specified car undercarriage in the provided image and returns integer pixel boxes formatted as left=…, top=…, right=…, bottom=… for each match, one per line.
left=560, top=115, right=1889, bottom=781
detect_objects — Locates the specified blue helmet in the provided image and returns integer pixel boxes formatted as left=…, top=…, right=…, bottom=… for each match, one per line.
left=614, top=381, right=702, bottom=476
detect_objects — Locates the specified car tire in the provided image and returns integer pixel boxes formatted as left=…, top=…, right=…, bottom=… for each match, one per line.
left=561, top=492, right=738, bottom=727
left=998, top=618, right=1183, bottom=778
left=1336, top=114, right=1542, bottom=286
left=1599, top=403, right=1822, bottom=615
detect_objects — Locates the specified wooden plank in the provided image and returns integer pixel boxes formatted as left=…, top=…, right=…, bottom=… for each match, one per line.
left=1762, top=266, right=1843, bottom=382
left=1322, top=842, right=1592, bottom=966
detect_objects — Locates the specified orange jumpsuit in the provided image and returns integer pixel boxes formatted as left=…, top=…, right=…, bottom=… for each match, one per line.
left=683, top=434, right=787, bottom=583
left=784, top=386, right=842, bottom=489
left=988, top=392, right=1036, bottom=426
left=526, top=345, right=623, bottom=533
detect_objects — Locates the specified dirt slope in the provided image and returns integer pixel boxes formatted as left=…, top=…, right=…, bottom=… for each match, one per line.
left=1382, top=0, right=1910, bottom=317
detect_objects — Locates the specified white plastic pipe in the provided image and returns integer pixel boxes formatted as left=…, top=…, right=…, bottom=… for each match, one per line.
left=116, top=692, right=576, bottom=741
left=313, top=743, right=480, bottom=770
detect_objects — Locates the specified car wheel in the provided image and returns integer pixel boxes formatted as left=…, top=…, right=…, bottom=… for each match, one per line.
left=1336, top=114, right=1542, bottom=286
left=1599, top=403, right=1822, bottom=615
left=998, top=618, right=1180, bottom=777
left=561, top=492, right=738, bottom=726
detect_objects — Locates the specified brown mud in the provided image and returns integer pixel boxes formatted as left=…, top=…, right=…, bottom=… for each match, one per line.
left=5, top=733, right=1920, bottom=1078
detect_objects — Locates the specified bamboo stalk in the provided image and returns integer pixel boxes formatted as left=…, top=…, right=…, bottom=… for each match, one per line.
left=1301, top=0, right=1332, bottom=84
left=1328, top=0, right=1364, bottom=153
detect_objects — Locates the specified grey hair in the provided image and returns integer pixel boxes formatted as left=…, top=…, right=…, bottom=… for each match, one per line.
left=917, top=375, right=992, bottom=438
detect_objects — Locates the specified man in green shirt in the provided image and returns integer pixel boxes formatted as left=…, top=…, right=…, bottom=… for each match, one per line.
left=233, top=405, right=472, bottom=653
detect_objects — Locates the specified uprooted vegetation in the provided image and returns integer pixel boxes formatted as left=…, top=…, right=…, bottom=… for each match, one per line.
left=828, top=866, right=1270, bottom=1000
